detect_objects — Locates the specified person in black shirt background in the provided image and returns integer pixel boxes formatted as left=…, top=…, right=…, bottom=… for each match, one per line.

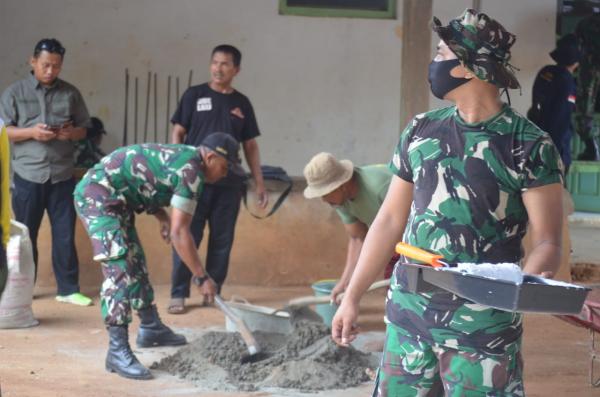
left=168, top=44, right=268, bottom=314
left=529, top=34, right=581, bottom=175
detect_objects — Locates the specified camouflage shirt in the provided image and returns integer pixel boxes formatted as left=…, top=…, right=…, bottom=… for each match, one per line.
left=92, top=143, right=205, bottom=215
left=75, top=138, right=105, bottom=169
left=388, top=105, right=563, bottom=353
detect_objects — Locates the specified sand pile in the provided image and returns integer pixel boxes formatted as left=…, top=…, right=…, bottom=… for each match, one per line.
left=152, top=320, right=378, bottom=392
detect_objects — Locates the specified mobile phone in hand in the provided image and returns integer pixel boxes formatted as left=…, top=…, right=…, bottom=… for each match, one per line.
left=47, top=124, right=62, bottom=133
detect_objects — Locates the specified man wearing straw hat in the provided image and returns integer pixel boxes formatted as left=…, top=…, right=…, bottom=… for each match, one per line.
left=332, top=9, right=564, bottom=396
left=303, top=152, right=395, bottom=303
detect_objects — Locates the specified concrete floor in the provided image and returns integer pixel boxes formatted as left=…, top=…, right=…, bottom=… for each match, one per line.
left=569, top=212, right=600, bottom=266
left=1, top=283, right=600, bottom=397
left=571, top=226, right=600, bottom=266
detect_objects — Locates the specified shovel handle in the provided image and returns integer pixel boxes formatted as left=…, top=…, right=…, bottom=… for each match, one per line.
left=214, top=295, right=261, bottom=355
left=395, top=242, right=445, bottom=268
left=286, top=279, right=391, bottom=308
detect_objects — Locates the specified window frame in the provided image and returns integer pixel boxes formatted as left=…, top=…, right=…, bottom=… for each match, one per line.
left=278, top=0, right=397, bottom=19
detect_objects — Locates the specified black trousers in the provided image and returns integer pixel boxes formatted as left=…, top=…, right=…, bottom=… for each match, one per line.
left=12, top=173, right=80, bottom=296
left=170, top=184, right=242, bottom=298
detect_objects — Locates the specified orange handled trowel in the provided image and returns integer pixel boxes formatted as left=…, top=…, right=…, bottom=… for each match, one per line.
left=395, top=242, right=450, bottom=268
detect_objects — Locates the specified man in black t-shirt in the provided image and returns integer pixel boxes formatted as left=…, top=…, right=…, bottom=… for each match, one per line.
left=168, top=45, right=267, bottom=314
left=529, top=34, right=580, bottom=174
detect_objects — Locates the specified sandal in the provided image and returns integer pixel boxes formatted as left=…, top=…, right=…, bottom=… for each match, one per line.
left=202, top=295, right=215, bottom=307
left=167, top=297, right=186, bottom=314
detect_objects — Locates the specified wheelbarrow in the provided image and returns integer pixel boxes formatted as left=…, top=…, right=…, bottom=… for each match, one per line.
left=224, top=279, right=391, bottom=334
left=556, top=287, right=600, bottom=387
left=224, top=296, right=294, bottom=334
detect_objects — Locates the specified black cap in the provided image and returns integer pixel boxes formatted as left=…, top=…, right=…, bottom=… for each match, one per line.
left=550, top=34, right=581, bottom=66
left=88, top=117, right=106, bottom=138
left=201, top=132, right=244, bottom=176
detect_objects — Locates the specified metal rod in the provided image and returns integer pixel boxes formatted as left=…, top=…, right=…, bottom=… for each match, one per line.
left=143, top=71, right=151, bottom=142
left=122, top=68, right=129, bottom=146
left=175, top=76, right=180, bottom=106
left=153, top=72, right=158, bottom=142
left=134, top=76, right=139, bottom=144
left=187, top=69, right=193, bottom=88
left=166, top=75, right=171, bottom=144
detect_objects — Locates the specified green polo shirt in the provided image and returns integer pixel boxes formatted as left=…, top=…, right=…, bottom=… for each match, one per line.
left=335, top=165, right=393, bottom=226
left=0, top=73, right=91, bottom=183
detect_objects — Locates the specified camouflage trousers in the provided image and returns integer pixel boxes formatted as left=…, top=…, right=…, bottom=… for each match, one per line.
left=576, top=15, right=600, bottom=140
left=373, top=322, right=524, bottom=397
left=74, top=170, right=154, bottom=326
left=575, top=63, right=600, bottom=140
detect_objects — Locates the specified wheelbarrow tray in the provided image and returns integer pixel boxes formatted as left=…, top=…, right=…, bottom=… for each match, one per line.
left=224, top=299, right=293, bottom=335
left=403, top=263, right=590, bottom=314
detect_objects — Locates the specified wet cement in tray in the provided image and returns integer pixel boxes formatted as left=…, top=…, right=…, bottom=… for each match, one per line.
left=152, top=321, right=379, bottom=392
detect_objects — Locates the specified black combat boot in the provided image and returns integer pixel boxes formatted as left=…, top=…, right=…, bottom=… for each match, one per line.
left=106, top=325, right=152, bottom=380
left=136, top=304, right=187, bottom=348
left=578, top=137, right=600, bottom=161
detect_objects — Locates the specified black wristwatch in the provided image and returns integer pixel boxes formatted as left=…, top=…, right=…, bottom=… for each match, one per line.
left=192, top=275, right=210, bottom=286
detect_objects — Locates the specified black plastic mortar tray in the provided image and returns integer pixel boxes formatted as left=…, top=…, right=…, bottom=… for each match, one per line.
left=402, top=263, right=590, bottom=314
left=402, top=263, right=443, bottom=294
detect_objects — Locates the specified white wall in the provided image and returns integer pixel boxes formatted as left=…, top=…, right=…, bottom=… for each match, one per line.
left=429, top=0, right=558, bottom=115
left=0, top=0, right=403, bottom=175
left=0, top=0, right=559, bottom=174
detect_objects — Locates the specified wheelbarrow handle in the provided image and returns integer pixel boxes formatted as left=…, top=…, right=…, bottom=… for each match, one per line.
left=228, top=295, right=251, bottom=305
left=395, top=242, right=447, bottom=268
left=286, top=279, right=391, bottom=308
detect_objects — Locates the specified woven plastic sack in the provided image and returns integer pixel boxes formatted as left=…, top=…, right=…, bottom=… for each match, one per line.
left=0, top=220, right=38, bottom=328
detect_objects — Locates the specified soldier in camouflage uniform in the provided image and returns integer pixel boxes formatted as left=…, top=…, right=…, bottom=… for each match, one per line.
left=75, top=116, right=106, bottom=169
left=332, top=9, right=564, bottom=396
left=74, top=132, right=242, bottom=380
left=575, top=15, right=600, bottom=160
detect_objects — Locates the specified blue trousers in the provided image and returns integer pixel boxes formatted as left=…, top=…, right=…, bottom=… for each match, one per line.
left=12, top=173, right=80, bottom=296
left=170, top=184, right=242, bottom=298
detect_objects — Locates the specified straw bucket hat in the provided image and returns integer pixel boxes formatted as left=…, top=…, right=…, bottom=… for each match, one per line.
left=303, top=152, right=354, bottom=199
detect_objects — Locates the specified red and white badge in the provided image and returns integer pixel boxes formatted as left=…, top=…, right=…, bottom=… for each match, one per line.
left=230, top=107, right=244, bottom=119
left=568, top=94, right=576, bottom=104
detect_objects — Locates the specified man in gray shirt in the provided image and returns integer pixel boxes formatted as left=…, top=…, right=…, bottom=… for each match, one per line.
left=0, top=38, right=92, bottom=306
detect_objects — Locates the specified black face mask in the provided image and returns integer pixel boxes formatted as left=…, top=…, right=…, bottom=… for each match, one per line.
left=428, top=59, right=471, bottom=99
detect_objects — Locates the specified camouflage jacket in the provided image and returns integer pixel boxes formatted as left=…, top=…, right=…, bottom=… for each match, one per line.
left=75, top=139, right=105, bottom=169
left=90, top=143, right=205, bottom=215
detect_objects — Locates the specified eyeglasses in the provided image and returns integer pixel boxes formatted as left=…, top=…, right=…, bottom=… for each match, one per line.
left=34, top=39, right=65, bottom=57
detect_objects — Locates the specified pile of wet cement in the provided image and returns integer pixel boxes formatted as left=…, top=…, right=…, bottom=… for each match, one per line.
left=152, top=321, right=378, bottom=392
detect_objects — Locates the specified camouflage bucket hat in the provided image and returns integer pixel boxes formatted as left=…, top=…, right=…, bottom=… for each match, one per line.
left=433, top=8, right=520, bottom=89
